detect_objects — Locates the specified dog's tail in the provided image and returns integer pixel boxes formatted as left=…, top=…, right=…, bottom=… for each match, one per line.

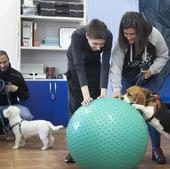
left=48, top=122, right=64, bottom=131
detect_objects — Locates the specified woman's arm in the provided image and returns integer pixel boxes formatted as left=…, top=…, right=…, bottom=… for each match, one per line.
left=110, top=41, right=125, bottom=96
left=149, top=27, right=169, bottom=75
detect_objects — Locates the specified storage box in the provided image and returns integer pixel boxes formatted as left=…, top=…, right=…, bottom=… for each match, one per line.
left=21, top=63, right=46, bottom=79
left=21, top=64, right=45, bottom=74
left=55, top=2, right=70, bottom=16
left=39, top=8, right=56, bottom=16
left=70, top=10, right=83, bottom=17
left=69, top=3, right=84, bottom=17
left=22, top=21, right=33, bottom=47
left=39, top=1, right=56, bottom=8
left=70, top=3, right=83, bottom=10
left=37, top=1, right=56, bottom=16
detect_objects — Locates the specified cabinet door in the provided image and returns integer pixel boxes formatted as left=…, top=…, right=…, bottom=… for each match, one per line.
left=21, top=80, right=69, bottom=127
left=52, top=81, right=69, bottom=126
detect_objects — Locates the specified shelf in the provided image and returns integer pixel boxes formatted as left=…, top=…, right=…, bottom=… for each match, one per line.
left=25, top=79, right=67, bottom=81
left=20, top=0, right=86, bottom=75
left=21, top=15, right=85, bottom=22
left=21, top=46, right=68, bottom=51
left=22, top=4, right=36, bottom=8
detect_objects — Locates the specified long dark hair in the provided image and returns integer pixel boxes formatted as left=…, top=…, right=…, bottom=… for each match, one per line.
left=118, top=11, right=152, bottom=56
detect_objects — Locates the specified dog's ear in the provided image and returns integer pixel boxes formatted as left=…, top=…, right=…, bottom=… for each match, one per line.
left=11, top=106, right=21, bottom=117
left=135, top=90, right=147, bottom=105
left=3, top=109, right=11, bottom=118
left=139, top=87, right=156, bottom=104
left=140, top=87, right=153, bottom=97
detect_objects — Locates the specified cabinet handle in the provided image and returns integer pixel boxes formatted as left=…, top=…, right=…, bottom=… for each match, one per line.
left=49, top=82, right=52, bottom=93
left=54, top=82, right=57, bottom=93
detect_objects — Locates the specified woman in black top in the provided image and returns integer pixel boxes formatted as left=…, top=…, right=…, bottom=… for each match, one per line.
left=65, top=18, right=112, bottom=163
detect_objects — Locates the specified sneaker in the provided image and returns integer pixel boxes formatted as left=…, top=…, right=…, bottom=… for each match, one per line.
left=65, top=153, right=75, bottom=163
left=152, top=147, right=166, bottom=164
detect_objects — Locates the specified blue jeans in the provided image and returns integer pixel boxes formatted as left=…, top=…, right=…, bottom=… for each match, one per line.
left=0, top=105, right=33, bottom=134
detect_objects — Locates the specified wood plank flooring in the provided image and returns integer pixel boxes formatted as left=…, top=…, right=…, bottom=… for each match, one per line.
left=0, top=129, right=169, bottom=169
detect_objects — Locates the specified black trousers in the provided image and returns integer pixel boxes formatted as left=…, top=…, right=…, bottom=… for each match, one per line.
left=68, top=82, right=100, bottom=116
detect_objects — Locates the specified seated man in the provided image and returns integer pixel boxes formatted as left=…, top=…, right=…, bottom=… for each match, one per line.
left=0, top=50, right=33, bottom=139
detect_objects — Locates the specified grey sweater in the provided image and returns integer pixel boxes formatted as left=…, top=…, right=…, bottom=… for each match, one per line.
left=110, top=27, right=169, bottom=92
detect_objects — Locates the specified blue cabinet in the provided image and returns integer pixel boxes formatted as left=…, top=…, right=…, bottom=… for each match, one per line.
left=21, top=80, right=69, bottom=127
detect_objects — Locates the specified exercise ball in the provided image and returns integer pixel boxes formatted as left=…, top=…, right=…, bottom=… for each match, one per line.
left=66, top=98, right=148, bottom=169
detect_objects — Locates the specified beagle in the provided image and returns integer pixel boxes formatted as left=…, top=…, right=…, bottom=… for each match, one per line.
left=123, top=85, right=170, bottom=138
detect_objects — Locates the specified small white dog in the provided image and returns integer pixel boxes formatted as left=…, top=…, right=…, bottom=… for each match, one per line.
left=3, top=106, right=64, bottom=150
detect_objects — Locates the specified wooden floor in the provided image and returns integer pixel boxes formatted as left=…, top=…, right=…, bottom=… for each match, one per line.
left=0, top=129, right=170, bottom=169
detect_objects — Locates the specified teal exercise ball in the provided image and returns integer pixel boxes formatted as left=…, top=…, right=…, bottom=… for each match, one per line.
left=66, top=98, right=148, bottom=169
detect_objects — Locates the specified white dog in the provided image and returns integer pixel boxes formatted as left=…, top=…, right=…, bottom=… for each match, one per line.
left=3, top=106, right=64, bottom=150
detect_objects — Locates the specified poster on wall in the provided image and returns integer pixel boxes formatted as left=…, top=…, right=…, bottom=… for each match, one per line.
left=59, top=27, right=76, bottom=48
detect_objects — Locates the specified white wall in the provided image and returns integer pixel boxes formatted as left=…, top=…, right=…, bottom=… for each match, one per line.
left=0, top=1, right=20, bottom=70
left=87, top=0, right=139, bottom=44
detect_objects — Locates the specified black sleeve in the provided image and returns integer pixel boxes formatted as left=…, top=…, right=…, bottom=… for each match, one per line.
left=100, top=30, right=113, bottom=88
left=71, top=31, right=88, bottom=87
left=15, top=73, right=29, bottom=101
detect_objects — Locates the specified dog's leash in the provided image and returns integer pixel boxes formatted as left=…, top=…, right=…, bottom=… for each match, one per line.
left=11, top=119, right=24, bottom=138
left=0, top=79, right=11, bottom=105
left=0, top=79, right=5, bottom=93
left=0, top=79, right=12, bottom=135
left=145, top=94, right=160, bottom=122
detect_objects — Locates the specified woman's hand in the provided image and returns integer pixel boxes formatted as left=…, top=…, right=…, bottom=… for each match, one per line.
left=98, top=88, right=107, bottom=99
left=141, top=69, right=152, bottom=79
left=112, top=89, right=122, bottom=99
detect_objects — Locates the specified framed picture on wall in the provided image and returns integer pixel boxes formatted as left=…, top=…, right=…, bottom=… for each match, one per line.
left=59, top=27, right=76, bottom=48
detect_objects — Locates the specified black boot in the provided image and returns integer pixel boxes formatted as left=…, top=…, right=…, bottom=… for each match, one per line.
left=152, top=147, right=166, bottom=164
left=65, top=153, right=75, bottom=163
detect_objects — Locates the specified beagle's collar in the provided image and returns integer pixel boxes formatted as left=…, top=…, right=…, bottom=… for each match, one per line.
left=145, top=94, right=160, bottom=122
left=146, top=94, right=160, bottom=105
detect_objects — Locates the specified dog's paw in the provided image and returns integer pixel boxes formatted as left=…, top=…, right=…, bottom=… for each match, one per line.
left=20, top=140, right=26, bottom=147
left=163, top=132, right=170, bottom=139
left=41, top=146, right=48, bottom=150
left=48, top=144, right=53, bottom=149
left=12, top=145, right=19, bottom=149
left=132, top=104, right=144, bottom=110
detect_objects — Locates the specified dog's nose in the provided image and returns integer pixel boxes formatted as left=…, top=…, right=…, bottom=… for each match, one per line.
left=120, top=96, right=124, bottom=100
